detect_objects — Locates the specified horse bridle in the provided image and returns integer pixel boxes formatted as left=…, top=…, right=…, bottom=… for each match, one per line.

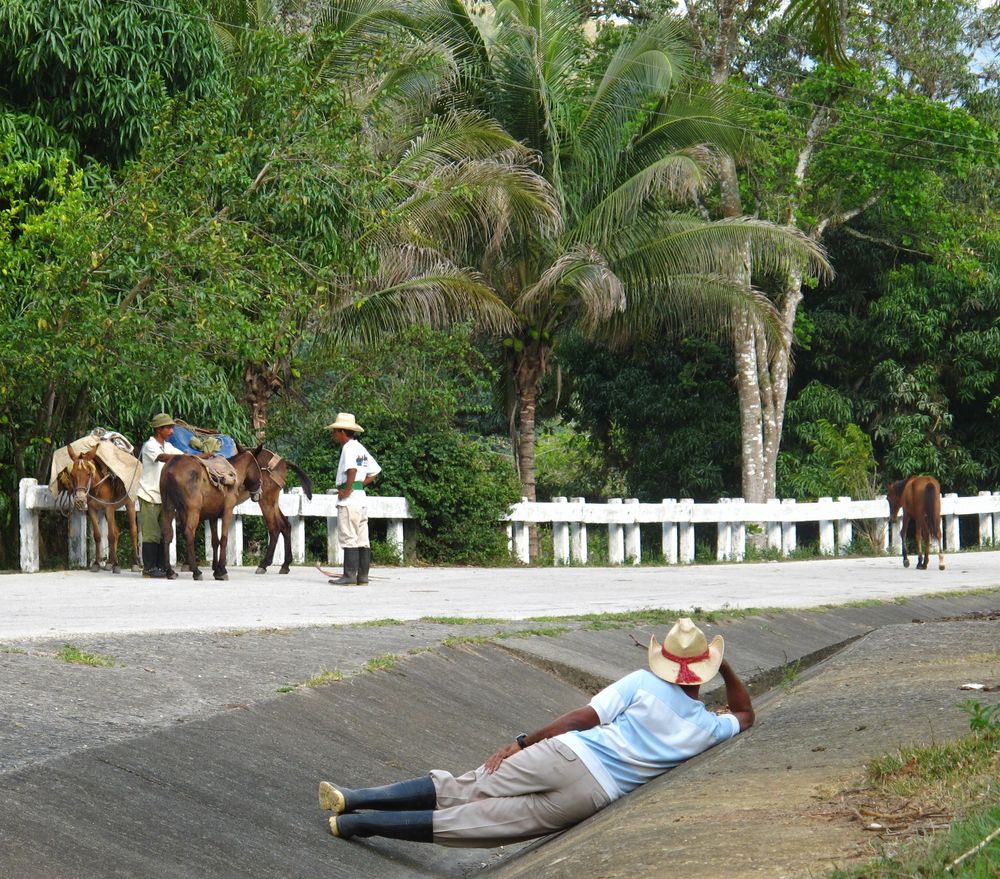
left=58, top=458, right=140, bottom=514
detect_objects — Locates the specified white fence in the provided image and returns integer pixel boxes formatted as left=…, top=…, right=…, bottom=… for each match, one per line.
left=17, top=480, right=410, bottom=573
left=17, top=477, right=1000, bottom=572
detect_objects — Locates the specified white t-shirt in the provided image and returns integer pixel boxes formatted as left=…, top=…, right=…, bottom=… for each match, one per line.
left=336, top=438, right=381, bottom=507
left=558, top=668, right=741, bottom=800
left=138, top=436, right=184, bottom=504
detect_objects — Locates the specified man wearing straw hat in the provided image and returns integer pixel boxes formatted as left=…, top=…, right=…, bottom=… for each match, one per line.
left=326, top=412, right=381, bottom=586
left=137, top=413, right=185, bottom=578
left=318, top=617, right=754, bottom=846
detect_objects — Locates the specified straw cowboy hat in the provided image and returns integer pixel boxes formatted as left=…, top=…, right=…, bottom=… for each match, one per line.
left=648, top=618, right=724, bottom=685
left=150, top=413, right=176, bottom=429
left=325, top=412, right=364, bottom=433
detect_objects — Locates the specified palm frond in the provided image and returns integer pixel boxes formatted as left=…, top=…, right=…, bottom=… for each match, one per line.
left=571, top=148, right=716, bottom=245
left=608, top=214, right=832, bottom=288
left=572, top=16, right=693, bottom=179
left=513, top=244, right=625, bottom=331
left=597, top=273, right=786, bottom=354
left=326, top=246, right=516, bottom=344
left=380, top=156, right=562, bottom=257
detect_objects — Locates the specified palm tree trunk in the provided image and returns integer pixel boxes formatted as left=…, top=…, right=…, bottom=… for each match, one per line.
left=511, top=344, right=545, bottom=561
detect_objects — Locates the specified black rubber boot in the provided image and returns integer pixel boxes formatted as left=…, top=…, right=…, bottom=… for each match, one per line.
left=331, top=810, right=434, bottom=842
left=329, top=548, right=359, bottom=585
left=319, top=777, right=436, bottom=814
left=158, top=542, right=178, bottom=580
left=141, top=543, right=166, bottom=578
left=356, top=547, right=371, bottom=585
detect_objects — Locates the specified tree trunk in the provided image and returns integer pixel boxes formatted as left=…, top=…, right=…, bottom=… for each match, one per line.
left=511, top=342, right=546, bottom=561
left=243, top=362, right=285, bottom=441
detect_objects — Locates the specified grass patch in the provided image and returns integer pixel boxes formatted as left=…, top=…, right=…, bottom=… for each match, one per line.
left=305, top=669, right=344, bottom=688
left=823, top=703, right=998, bottom=878
left=420, top=616, right=500, bottom=625
left=355, top=618, right=406, bottom=627
left=365, top=653, right=401, bottom=673
left=54, top=643, right=116, bottom=667
left=0, top=644, right=28, bottom=655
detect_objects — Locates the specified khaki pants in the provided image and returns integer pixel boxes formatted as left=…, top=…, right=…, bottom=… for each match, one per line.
left=429, top=739, right=610, bottom=847
left=139, top=500, right=162, bottom=543
left=337, top=505, right=369, bottom=549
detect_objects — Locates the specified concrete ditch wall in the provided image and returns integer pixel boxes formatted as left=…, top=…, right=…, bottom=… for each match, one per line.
left=0, top=593, right=997, bottom=879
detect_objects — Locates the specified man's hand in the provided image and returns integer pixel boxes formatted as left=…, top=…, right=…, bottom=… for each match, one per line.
left=484, top=742, right=521, bottom=774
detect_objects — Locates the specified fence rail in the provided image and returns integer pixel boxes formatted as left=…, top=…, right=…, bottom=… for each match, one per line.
left=18, top=478, right=1000, bottom=571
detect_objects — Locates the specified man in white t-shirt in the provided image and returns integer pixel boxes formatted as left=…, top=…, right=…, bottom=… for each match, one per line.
left=318, top=617, right=754, bottom=845
left=326, top=412, right=381, bottom=586
left=137, top=413, right=185, bottom=578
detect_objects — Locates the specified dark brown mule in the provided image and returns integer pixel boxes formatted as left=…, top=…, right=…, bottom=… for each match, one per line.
left=886, top=475, right=945, bottom=570
left=235, top=446, right=313, bottom=574
left=160, top=447, right=263, bottom=580
left=58, top=446, right=141, bottom=573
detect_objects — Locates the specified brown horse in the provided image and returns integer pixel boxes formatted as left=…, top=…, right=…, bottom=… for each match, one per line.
left=160, top=447, right=263, bottom=580
left=886, top=475, right=945, bottom=570
left=235, top=446, right=313, bottom=574
left=57, top=446, right=141, bottom=573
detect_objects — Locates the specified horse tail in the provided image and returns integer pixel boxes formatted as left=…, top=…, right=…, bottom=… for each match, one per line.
left=285, top=460, right=313, bottom=500
left=923, top=482, right=941, bottom=540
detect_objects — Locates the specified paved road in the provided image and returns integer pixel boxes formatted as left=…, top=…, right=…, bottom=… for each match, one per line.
left=2, top=552, right=999, bottom=638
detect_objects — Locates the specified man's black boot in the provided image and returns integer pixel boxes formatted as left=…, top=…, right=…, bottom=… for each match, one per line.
left=329, top=548, right=359, bottom=585
left=319, top=777, right=436, bottom=814
left=356, top=547, right=371, bottom=585
left=141, top=543, right=166, bottom=578
left=330, top=810, right=434, bottom=842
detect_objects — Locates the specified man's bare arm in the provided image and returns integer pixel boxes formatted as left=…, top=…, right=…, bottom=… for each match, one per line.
left=483, top=706, right=600, bottom=773
left=719, top=660, right=754, bottom=731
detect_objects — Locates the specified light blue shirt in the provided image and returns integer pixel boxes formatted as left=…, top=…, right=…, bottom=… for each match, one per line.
left=558, top=668, right=741, bottom=800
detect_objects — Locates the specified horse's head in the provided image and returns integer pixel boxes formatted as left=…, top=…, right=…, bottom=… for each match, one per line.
left=242, top=444, right=265, bottom=503
left=63, top=446, right=100, bottom=511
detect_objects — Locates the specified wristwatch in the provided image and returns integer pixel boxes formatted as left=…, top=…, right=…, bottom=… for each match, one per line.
left=516, top=733, right=529, bottom=749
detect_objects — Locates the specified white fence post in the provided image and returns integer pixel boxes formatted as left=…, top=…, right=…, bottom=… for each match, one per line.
left=781, top=498, right=797, bottom=556
left=979, top=491, right=994, bottom=545
left=678, top=498, right=694, bottom=563
left=661, top=498, right=677, bottom=564
left=608, top=498, right=624, bottom=565
left=512, top=497, right=530, bottom=563
left=69, top=510, right=88, bottom=568
left=818, top=497, right=834, bottom=555
left=624, top=498, right=640, bottom=565
left=387, top=519, right=404, bottom=561
left=553, top=497, right=570, bottom=565
left=19, top=478, right=40, bottom=573
left=836, top=496, right=853, bottom=553
left=570, top=497, right=588, bottom=564
left=731, top=498, right=746, bottom=560
left=325, top=489, right=341, bottom=565
left=716, top=498, right=732, bottom=561
left=944, top=493, right=960, bottom=550
left=766, top=499, right=782, bottom=550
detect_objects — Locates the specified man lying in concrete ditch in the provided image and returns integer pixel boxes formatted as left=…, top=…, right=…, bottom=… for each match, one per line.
left=318, top=617, right=754, bottom=846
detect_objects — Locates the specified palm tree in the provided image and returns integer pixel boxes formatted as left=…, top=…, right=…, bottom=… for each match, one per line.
left=416, top=0, right=831, bottom=526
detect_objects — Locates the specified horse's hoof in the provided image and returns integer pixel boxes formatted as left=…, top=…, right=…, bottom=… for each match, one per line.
left=902, top=559, right=910, bottom=568
left=193, top=571, right=203, bottom=581
left=131, top=564, right=143, bottom=573
left=939, top=563, right=946, bottom=570
left=280, top=567, right=290, bottom=575
left=112, top=565, right=121, bottom=574
left=215, top=573, right=229, bottom=581
left=89, top=563, right=101, bottom=573
left=255, top=566, right=267, bottom=575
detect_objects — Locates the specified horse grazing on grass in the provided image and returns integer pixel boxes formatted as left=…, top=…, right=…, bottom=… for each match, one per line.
left=58, top=446, right=141, bottom=574
left=886, top=475, right=945, bottom=571
left=237, top=446, right=313, bottom=574
left=160, top=447, right=263, bottom=581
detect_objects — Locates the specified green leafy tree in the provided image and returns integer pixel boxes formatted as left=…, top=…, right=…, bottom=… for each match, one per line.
left=0, top=0, right=223, bottom=166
